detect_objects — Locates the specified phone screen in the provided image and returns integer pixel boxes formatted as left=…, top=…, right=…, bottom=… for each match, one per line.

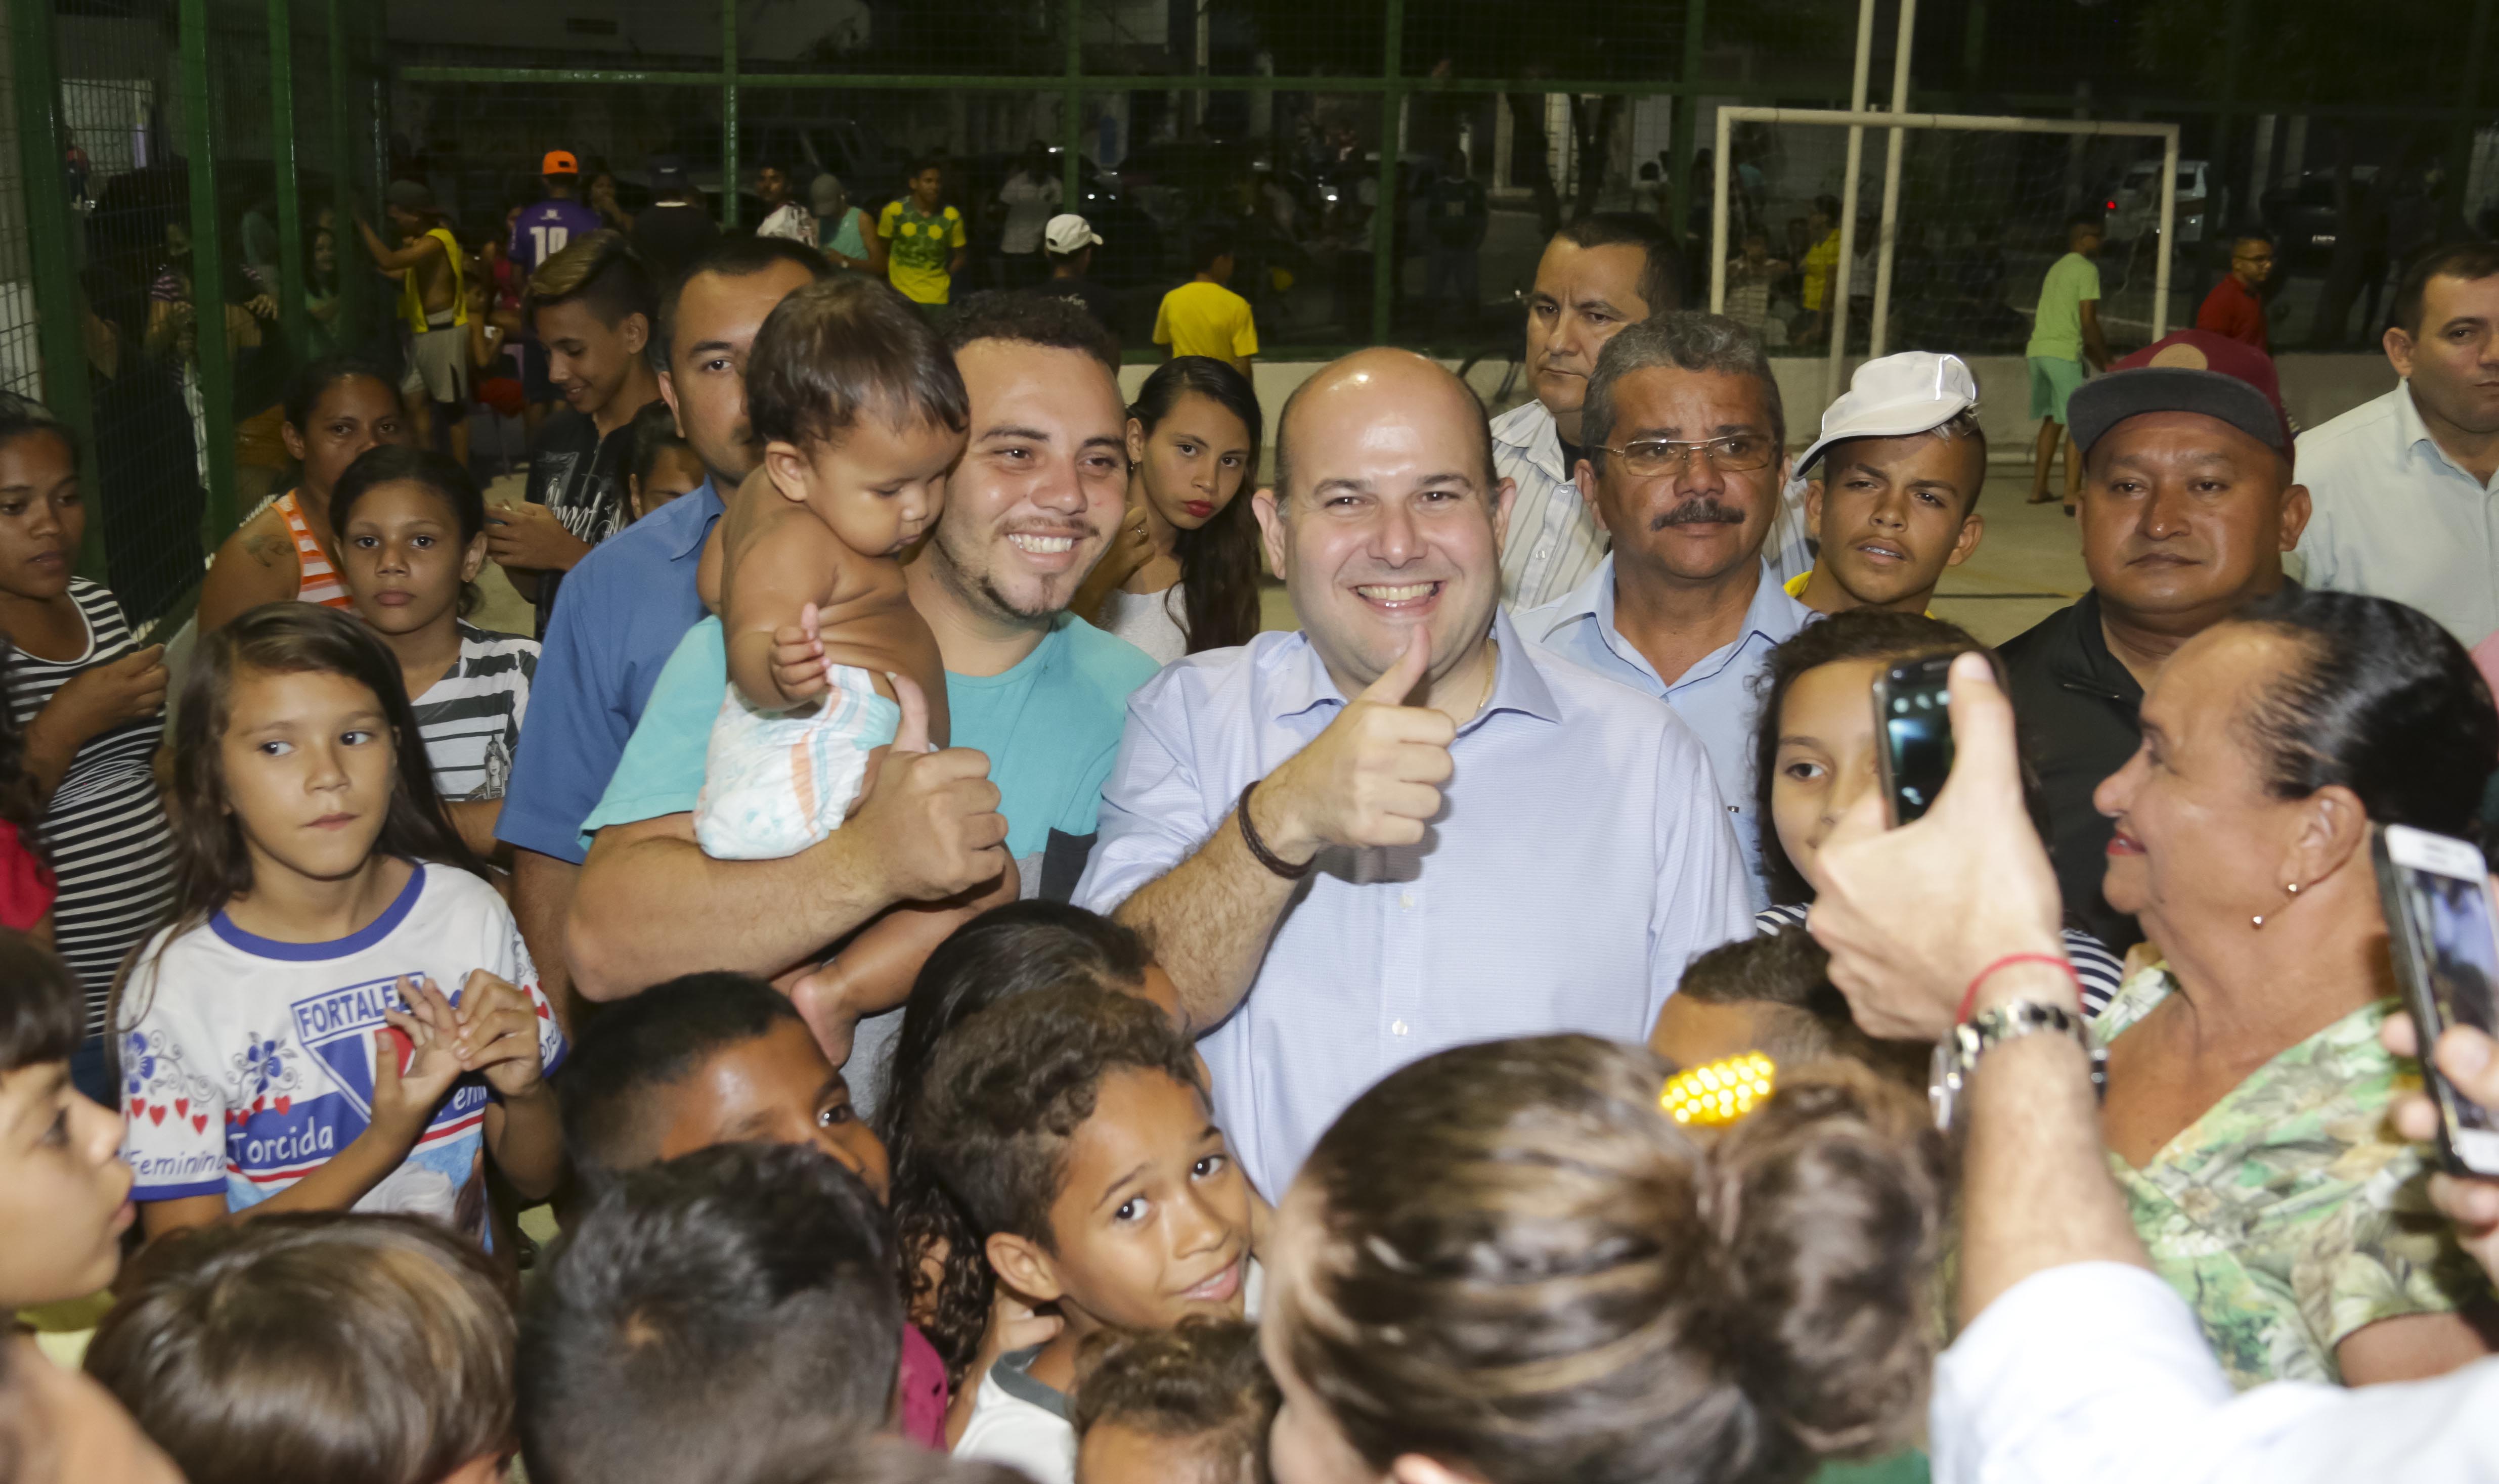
left=2393, top=864, right=2499, bottom=1136
left=1878, top=669, right=1953, bottom=824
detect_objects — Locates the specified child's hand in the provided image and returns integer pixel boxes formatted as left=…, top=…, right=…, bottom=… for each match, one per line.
left=443, top=969, right=549, bottom=1100
left=769, top=602, right=834, bottom=704
left=373, top=976, right=465, bottom=1138
left=979, top=1287, right=1064, bottom=1370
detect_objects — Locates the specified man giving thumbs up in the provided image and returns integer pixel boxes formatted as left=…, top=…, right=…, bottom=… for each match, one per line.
left=1077, top=349, right=1754, bottom=1197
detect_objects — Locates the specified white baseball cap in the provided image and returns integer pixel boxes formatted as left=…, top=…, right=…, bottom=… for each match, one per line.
left=1044, top=213, right=1103, bottom=253
left=1794, top=351, right=1980, bottom=473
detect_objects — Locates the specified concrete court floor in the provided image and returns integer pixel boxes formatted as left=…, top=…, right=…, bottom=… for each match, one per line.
left=479, top=468, right=2087, bottom=652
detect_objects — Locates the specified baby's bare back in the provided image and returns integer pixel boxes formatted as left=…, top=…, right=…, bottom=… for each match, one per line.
left=717, top=472, right=950, bottom=744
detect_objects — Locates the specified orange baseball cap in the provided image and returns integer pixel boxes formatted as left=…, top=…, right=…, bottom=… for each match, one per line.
left=541, top=150, right=580, bottom=176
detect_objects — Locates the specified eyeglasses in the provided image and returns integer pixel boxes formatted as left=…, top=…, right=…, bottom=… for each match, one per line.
left=1600, top=434, right=1778, bottom=477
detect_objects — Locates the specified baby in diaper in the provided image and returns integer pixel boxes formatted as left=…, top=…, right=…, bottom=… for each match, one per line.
left=697, top=276, right=1015, bottom=1052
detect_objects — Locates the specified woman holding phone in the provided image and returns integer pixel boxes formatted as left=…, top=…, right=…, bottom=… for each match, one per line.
left=2063, top=589, right=2498, bottom=1389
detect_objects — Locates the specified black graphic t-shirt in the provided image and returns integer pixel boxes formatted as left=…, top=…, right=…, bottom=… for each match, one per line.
left=521, top=400, right=660, bottom=635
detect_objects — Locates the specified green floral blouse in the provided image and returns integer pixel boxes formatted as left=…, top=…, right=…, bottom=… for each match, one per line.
left=2100, top=967, right=2494, bottom=1389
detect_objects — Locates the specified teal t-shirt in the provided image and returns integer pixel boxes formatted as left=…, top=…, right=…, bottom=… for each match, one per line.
left=2025, top=251, right=2101, bottom=362
left=581, top=614, right=1160, bottom=875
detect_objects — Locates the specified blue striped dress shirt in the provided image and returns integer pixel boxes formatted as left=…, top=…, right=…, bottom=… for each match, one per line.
left=1075, top=607, right=1753, bottom=1198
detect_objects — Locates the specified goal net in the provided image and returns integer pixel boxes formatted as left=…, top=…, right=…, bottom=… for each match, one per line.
left=1707, top=107, right=2181, bottom=409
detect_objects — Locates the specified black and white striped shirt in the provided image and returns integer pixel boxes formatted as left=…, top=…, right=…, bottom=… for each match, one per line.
left=1754, top=902, right=2125, bottom=1017
left=7, top=580, right=174, bottom=1034
left=411, top=623, right=537, bottom=802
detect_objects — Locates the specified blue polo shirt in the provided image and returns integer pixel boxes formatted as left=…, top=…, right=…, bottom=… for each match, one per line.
left=495, top=478, right=724, bottom=865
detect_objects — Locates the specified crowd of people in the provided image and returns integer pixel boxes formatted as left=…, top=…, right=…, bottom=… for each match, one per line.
left=3, top=171, right=2499, bottom=1484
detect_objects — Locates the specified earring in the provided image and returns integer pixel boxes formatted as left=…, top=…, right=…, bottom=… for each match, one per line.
left=2254, top=883, right=2301, bottom=929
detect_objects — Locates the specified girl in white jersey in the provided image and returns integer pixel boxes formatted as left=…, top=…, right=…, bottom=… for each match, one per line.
left=113, top=604, right=564, bottom=1244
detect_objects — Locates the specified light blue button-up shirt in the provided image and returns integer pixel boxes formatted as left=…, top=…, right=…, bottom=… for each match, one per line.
left=1517, top=556, right=1816, bottom=897
left=1074, top=607, right=1752, bottom=1198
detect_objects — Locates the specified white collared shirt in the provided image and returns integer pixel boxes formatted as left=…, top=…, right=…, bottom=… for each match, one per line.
left=1518, top=557, right=1816, bottom=901
left=1494, top=399, right=1610, bottom=611
left=1074, top=609, right=1751, bottom=1198
left=2295, top=381, right=2499, bottom=646
left=1933, top=1262, right=2499, bottom=1484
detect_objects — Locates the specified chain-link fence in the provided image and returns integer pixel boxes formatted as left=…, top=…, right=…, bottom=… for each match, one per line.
left=6, top=0, right=389, bottom=628
left=0, top=0, right=2492, bottom=606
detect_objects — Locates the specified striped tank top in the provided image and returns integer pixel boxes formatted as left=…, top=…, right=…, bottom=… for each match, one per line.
left=6, top=581, right=176, bottom=1034
left=277, top=490, right=352, bottom=609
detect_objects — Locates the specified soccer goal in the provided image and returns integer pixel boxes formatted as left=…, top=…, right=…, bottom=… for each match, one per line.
left=1707, top=106, right=2183, bottom=409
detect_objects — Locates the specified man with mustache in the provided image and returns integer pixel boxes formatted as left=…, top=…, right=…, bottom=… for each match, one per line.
left=566, top=292, right=1157, bottom=1108
left=1078, top=348, right=1749, bottom=1197
left=1519, top=312, right=1814, bottom=894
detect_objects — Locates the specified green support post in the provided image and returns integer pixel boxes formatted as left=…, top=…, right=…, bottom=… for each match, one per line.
left=269, top=0, right=309, bottom=356
left=722, top=0, right=739, bottom=230
left=1367, top=0, right=1404, bottom=346
left=2453, top=0, right=2494, bottom=202
left=327, top=0, right=363, bottom=343
left=9, top=0, right=105, bottom=578
left=2200, top=0, right=2249, bottom=317
left=180, top=0, right=239, bottom=553
left=1062, top=0, right=1083, bottom=209
left=368, top=6, right=388, bottom=237
left=1670, top=0, right=1708, bottom=252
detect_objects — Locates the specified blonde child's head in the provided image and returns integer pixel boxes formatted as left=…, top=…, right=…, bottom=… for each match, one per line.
left=745, top=277, right=969, bottom=560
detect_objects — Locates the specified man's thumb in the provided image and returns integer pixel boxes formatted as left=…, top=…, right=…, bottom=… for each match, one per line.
left=372, top=1029, right=401, bottom=1089
left=1360, top=624, right=1430, bottom=706
left=889, top=672, right=932, bottom=754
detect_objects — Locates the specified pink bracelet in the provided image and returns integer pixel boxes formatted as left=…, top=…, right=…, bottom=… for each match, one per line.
left=1958, top=953, right=2080, bottom=1025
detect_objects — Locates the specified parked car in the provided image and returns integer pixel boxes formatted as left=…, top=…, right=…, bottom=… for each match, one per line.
left=2261, top=166, right=2379, bottom=272
left=2105, top=156, right=2222, bottom=249
left=957, top=147, right=1165, bottom=287
left=645, top=118, right=911, bottom=221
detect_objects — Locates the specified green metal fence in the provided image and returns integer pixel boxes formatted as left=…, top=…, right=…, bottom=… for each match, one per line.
left=2, top=0, right=2492, bottom=614
left=6, top=0, right=390, bottom=625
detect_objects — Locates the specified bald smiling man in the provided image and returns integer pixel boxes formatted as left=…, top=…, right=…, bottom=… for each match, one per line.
left=1075, top=349, right=1750, bottom=1196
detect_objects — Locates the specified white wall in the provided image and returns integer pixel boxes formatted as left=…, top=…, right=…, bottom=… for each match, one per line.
left=1120, top=353, right=2403, bottom=478
left=1764, top=352, right=2397, bottom=458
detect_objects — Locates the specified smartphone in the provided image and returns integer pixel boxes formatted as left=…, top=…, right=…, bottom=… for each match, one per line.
left=2372, top=823, right=2499, bottom=1176
left=1870, top=655, right=1955, bottom=826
